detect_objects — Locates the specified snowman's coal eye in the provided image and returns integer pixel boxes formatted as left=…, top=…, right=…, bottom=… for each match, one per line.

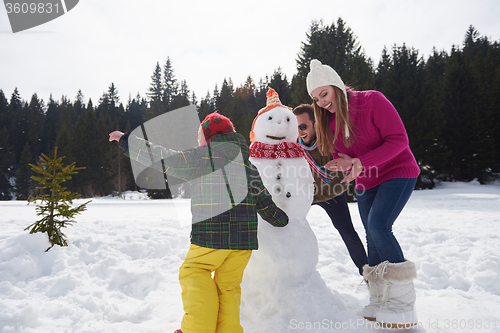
left=287, top=117, right=290, bottom=122
left=268, top=116, right=273, bottom=120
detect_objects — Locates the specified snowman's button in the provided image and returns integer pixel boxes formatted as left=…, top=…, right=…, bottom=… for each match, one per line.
left=286, top=192, right=291, bottom=198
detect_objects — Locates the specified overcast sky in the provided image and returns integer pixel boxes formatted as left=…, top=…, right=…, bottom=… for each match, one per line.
left=1, top=0, right=499, bottom=107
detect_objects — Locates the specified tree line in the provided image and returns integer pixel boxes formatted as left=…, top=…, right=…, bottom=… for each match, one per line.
left=1, top=18, right=499, bottom=200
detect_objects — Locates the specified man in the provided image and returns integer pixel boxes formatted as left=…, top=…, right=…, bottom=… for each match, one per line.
left=293, top=104, right=367, bottom=275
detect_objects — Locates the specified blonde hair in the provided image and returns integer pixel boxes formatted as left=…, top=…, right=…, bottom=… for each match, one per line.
left=313, top=86, right=353, bottom=156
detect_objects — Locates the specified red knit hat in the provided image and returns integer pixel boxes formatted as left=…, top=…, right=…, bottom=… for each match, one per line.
left=197, top=111, right=235, bottom=146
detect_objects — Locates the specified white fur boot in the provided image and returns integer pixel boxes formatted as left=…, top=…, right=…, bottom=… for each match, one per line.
left=376, top=260, right=418, bottom=328
left=361, top=264, right=385, bottom=321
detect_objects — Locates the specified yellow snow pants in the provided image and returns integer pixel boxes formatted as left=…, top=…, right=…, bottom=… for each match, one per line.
left=179, top=244, right=252, bottom=333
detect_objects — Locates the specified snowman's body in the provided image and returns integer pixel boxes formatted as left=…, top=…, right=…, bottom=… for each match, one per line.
left=241, top=90, right=346, bottom=331
left=250, top=153, right=312, bottom=220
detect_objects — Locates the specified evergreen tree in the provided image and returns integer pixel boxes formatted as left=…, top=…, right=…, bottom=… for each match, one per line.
left=170, top=79, right=190, bottom=110
left=72, top=104, right=114, bottom=197
left=26, top=93, right=45, bottom=159
left=107, top=83, right=120, bottom=107
left=235, top=76, right=259, bottom=127
left=374, top=47, right=391, bottom=90
left=42, top=96, right=60, bottom=154
left=146, top=62, right=163, bottom=119
left=69, top=113, right=90, bottom=195
left=463, top=25, right=490, bottom=61
left=269, top=68, right=292, bottom=106
left=462, top=27, right=495, bottom=182
left=0, top=90, right=13, bottom=199
left=97, top=83, right=124, bottom=129
left=54, top=123, right=74, bottom=165
left=254, top=77, right=269, bottom=110
left=191, top=91, right=198, bottom=106
left=11, top=89, right=27, bottom=162
left=376, top=44, right=425, bottom=141
left=482, top=41, right=500, bottom=173
left=0, top=126, right=14, bottom=200
left=216, top=79, right=235, bottom=117
left=96, top=111, right=116, bottom=196
left=197, top=92, right=212, bottom=122
left=163, top=57, right=179, bottom=111
left=212, top=84, right=219, bottom=111
left=74, top=90, right=86, bottom=120
left=26, top=147, right=90, bottom=251
left=0, top=89, right=10, bottom=129
left=126, top=93, right=147, bottom=130
left=419, top=49, right=450, bottom=184
left=376, top=44, right=444, bottom=188
left=15, top=141, right=34, bottom=200
left=235, top=76, right=256, bottom=101
left=9, top=88, right=23, bottom=116
left=115, top=107, right=136, bottom=194
left=441, top=47, right=478, bottom=181
left=232, top=96, right=251, bottom=143
left=292, top=18, right=374, bottom=106
left=180, top=80, right=189, bottom=98
left=58, top=96, right=76, bottom=131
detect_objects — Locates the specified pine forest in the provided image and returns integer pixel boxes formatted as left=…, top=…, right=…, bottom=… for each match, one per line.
left=1, top=19, right=499, bottom=200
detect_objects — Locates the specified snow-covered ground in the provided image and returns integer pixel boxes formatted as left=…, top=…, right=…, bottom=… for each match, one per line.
left=1, top=181, right=499, bottom=333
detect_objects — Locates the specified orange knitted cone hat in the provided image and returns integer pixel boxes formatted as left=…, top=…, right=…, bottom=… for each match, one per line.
left=250, top=88, right=291, bottom=142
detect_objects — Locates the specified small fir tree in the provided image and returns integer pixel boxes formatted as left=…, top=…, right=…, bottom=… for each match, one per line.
left=26, top=147, right=90, bottom=251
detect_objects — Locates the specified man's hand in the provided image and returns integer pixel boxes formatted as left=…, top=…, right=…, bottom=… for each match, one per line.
left=109, top=131, right=124, bottom=142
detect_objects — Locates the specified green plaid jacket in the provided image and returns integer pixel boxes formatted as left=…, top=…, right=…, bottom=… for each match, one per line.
left=119, top=132, right=288, bottom=250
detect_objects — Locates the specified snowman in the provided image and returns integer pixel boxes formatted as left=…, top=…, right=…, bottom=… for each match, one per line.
left=240, top=89, right=346, bottom=331
left=246, top=88, right=317, bottom=277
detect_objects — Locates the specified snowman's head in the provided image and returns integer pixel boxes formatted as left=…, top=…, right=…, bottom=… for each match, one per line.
left=250, top=88, right=298, bottom=144
left=252, top=106, right=299, bottom=144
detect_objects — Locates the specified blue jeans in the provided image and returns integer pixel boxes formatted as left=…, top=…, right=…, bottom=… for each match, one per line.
left=356, top=178, right=417, bottom=266
left=314, top=193, right=368, bottom=275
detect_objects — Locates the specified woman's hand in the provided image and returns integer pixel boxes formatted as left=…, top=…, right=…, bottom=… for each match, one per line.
left=341, top=158, right=364, bottom=183
left=109, top=131, right=124, bottom=142
left=324, top=153, right=364, bottom=183
left=324, top=153, right=353, bottom=172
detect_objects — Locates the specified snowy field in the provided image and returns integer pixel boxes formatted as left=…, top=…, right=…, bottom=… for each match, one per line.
left=1, top=181, right=500, bottom=333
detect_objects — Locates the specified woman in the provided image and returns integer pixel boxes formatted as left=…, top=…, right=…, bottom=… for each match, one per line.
left=306, top=59, right=420, bottom=328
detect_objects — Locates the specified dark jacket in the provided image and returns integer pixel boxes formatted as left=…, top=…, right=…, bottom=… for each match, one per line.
left=306, top=142, right=349, bottom=203
left=119, top=131, right=288, bottom=250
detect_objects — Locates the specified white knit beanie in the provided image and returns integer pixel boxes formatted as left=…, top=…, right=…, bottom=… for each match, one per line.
left=306, top=59, right=347, bottom=105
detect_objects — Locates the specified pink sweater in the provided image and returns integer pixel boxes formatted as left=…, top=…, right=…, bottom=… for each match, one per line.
left=330, top=90, right=420, bottom=190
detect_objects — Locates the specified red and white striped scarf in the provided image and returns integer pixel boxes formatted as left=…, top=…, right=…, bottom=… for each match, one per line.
left=249, top=141, right=305, bottom=159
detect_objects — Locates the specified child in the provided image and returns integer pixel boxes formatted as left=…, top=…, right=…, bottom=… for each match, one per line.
left=109, top=111, right=288, bottom=333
